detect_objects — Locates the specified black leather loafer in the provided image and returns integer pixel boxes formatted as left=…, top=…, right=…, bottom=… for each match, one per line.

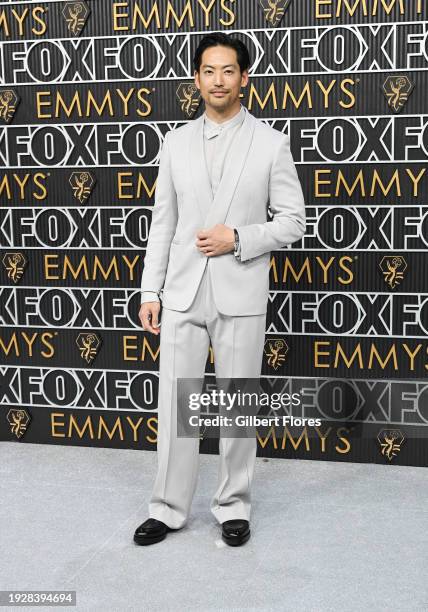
left=133, top=518, right=173, bottom=546
left=221, top=519, right=250, bottom=546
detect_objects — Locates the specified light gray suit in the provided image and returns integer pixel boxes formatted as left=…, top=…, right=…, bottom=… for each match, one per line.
left=140, top=106, right=305, bottom=315
left=141, top=106, right=305, bottom=529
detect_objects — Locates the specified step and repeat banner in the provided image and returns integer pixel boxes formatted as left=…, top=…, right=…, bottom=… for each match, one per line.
left=1, top=0, right=427, bottom=466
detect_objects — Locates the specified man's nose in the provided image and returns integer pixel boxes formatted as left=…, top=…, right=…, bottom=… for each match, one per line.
left=214, top=72, right=225, bottom=86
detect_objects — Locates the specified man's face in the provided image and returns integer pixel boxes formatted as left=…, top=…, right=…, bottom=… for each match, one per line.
left=194, top=45, right=248, bottom=112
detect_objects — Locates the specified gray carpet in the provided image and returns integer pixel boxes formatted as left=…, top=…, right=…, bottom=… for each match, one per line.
left=0, top=442, right=426, bottom=612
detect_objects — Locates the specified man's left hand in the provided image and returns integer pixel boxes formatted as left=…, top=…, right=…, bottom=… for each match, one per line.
left=196, top=224, right=235, bottom=257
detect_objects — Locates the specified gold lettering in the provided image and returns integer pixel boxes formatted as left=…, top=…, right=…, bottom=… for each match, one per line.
left=126, top=416, right=144, bottom=441
left=68, top=415, right=95, bottom=439
left=51, top=412, right=66, bottom=437
left=283, top=258, right=312, bottom=283
left=335, top=427, right=351, bottom=453
left=314, top=426, right=331, bottom=452
left=334, top=343, right=364, bottom=369
left=282, top=427, right=310, bottom=451
left=402, top=343, right=422, bottom=371
left=315, top=341, right=331, bottom=368
left=338, top=256, right=354, bottom=284
left=98, top=416, right=124, bottom=440
left=315, top=256, right=335, bottom=283
left=220, top=0, right=236, bottom=25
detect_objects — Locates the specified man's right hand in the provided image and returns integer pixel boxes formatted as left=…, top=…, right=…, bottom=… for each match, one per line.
left=139, top=302, right=161, bottom=335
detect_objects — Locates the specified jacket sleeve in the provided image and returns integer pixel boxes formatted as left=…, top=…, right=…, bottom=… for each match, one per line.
left=140, top=131, right=178, bottom=300
left=235, top=135, right=306, bottom=263
left=141, top=290, right=160, bottom=303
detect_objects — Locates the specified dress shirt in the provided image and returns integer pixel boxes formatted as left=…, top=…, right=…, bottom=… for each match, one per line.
left=203, top=104, right=245, bottom=201
left=141, top=105, right=245, bottom=304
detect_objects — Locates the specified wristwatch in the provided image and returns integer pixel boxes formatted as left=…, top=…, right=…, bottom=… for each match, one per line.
left=233, top=229, right=241, bottom=259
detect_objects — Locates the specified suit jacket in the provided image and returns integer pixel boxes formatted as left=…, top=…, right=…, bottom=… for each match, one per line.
left=140, top=106, right=306, bottom=316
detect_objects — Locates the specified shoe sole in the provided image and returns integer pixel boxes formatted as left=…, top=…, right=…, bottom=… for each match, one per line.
left=133, top=531, right=169, bottom=546
left=221, top=529, right=251, bottom=547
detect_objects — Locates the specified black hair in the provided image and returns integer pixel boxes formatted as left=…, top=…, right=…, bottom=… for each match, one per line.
left=193, top=32, right=250, bottom=74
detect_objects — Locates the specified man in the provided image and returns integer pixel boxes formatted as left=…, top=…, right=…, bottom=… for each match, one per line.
left=134, top=32, right=305, bottom=547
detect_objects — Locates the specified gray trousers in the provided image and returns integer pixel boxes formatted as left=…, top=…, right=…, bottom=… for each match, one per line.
left=148, top=260, right=266, bottom=528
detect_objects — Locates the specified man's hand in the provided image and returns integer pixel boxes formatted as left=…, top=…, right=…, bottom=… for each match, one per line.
left=139, top=302, right=161, bottom=335
left=196, top=224, right=234, bottom=257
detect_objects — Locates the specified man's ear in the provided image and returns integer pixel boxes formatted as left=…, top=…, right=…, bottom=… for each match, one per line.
left=241, top=70, right=249, bottom=88
left=194, top=70, right=200, bottom=90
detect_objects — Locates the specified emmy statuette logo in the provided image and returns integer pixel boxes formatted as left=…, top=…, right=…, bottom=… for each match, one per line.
left=61, top=1, right=91, bottom=36
left=258, top=0, right=292, bottom=27
left=379, top=256, right=407, bottom=289
left=2, top=252, right=27, bottom=283
left=264, top=339, right=289, bottom=370
left=381, top=75, right=414, bottom=113
left=377, top=429, right=405, bottom=461
left=76, top=332, right=102, bottom=364
left=176, top=83, right=202, bottom=118
left=69, top=171, right=96, bottom=203
left=0, top=89, right=20, bottom=123
left=7, top=409, right=31, bottom=440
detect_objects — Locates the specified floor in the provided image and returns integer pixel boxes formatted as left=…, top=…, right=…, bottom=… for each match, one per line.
left=0, top=442, right=427, bottom=612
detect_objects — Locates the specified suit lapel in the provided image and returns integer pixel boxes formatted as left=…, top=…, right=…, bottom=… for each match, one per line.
left=189, top=113, right=213, bottom=221
left=189, top=107, right=256, bottom=227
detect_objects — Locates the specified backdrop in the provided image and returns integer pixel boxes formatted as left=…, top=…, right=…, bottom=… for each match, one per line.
left=1, top=0, right=427, bottom=467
